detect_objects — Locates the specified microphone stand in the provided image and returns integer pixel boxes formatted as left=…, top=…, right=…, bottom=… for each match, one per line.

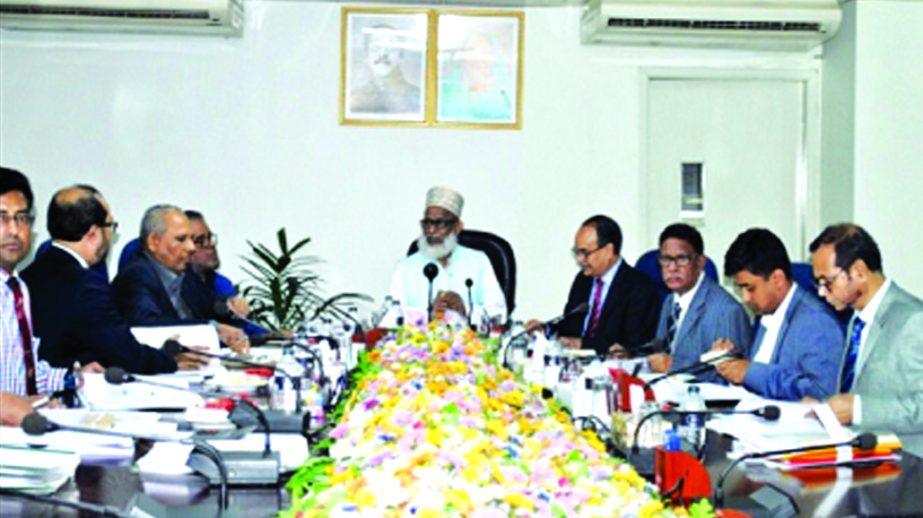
left=465, top=278, right=474, bottom=330
left=642, top=351, right=736, bottom=391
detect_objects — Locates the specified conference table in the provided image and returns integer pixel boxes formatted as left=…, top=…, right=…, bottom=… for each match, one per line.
left=2, top=432, right=921, bottom=517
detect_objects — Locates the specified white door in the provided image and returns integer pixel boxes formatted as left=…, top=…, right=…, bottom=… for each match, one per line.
left=644, top=78, right=809, bottom=276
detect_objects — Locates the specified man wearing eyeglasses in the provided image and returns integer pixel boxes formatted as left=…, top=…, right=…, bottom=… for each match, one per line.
left=712, top=228, right=844, bottom=401
left=112, top=205, right=249, bottom=353
left=809, top=223, right=923, bottom=457
left=2, top=168, right=103, bottom=398
left=533, top=215, right=659, bottom=357
left=388, top=186, right=506, bottom=325
left=21, top=185, right=201, bottom=373
left=643, top=223, right=751, bottom=382
left=185, top=210, right=266, bottom=337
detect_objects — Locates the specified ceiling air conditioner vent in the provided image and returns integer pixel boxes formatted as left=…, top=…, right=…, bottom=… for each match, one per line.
left=582, top=0, right=842, bottom=51
left=607, top=18, right=822, bottom=33
left=0, top=0, right=242, bottom=36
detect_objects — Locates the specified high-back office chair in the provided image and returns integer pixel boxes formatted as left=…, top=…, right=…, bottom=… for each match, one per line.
left=407, top=229, right=517, bottom=318
left=117, top=238, right=141, bottom=272
left=791, top=261, right=851, bottom=329
left=635, top=249, right=719, bottom=306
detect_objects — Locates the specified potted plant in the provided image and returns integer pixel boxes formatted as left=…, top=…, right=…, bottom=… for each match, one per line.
left=240, top=228, right=370, bottom=332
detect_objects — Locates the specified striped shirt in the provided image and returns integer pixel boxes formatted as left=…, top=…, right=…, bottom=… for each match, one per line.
left=1, top=268, right=68, bottom=396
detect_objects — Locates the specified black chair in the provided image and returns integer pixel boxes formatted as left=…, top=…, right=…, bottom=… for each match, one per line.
left=407, top=229, right=516, bottom=317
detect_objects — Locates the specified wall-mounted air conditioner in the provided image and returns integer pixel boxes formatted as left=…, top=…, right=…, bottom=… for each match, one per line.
left=582, top=0, right=842, bottom=51
left=0, top=0, right=244, bottom=36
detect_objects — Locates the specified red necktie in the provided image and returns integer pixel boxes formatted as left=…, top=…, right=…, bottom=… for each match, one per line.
left=587, top=277, right=604, bottom=338
left=7, top=277, right=38, bottom=396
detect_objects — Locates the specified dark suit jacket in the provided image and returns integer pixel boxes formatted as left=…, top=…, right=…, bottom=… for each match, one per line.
left=111, top=250, right=222, bottom=326
left=556, top=262, right=660, bottom=356
left=21, top=246, right=177, bottom=374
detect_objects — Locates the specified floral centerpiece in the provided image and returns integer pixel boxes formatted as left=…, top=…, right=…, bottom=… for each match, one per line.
left=282, top=323, right=710, bottom=517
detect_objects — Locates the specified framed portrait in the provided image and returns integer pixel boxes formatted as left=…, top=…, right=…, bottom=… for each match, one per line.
left=341, top=7, right=430, bottom=125
left=435, top=11, right=524, bottom=129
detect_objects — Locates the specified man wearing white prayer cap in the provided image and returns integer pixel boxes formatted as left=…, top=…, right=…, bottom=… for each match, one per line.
left=387, top=186, right=507, bottom=326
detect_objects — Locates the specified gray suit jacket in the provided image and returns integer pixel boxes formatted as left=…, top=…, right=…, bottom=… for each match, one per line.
left=846, top=282, right=923, bottom=458
left=660, top=276, right=752, bottom=383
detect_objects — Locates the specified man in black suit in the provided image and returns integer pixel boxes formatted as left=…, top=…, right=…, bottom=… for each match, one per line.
left=112, top=204, right=249, bottom=353
left=23, top=186, right=206, bottom=373
left=530, top=215, right=660, bottom=356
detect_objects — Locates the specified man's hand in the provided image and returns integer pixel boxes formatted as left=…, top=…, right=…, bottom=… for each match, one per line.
left=716, top=359, right=750, bottom=385
left=648, top=353, right=672, bottom=373
left=0, top=393, right=35, bottom=426
left=524, top=319, right=546, bottom=335
left=607, top=343, right=630, bottom=359
left=175, top=352, right=209, bottom=371
left=559, top=337, right=582, bottom=350
left=227, top=297, right=251, bottom=319
left=826, top=394, right=855, bottom=425
left=433, top=291, right=466, bottom=316
left=218, top=323, right=250, bottom=354
left=711, top=338, right=736, bottom=353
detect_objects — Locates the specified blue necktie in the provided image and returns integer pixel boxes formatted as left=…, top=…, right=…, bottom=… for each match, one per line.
left=840, top=317, right=866, bottom=393
left=665, top=302, right=681, bottom=348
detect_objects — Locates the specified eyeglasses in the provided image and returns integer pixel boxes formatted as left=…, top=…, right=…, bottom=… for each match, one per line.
left=101, top=221, right=119, bottom=233
left=192, top=232, right=218, bottom=248
left=420, top=218, right=457, bottom=230
left=814, top=268, right=846, bottom=290
left=571, top=245, right=606, bottom=260
left=0, top=213, right=35, bottom=227
left=658, top=253, right=696, bottom=268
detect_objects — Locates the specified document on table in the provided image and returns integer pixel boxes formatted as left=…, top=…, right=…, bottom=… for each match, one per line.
left=0, top=443, right=81, bottom=494
left=80, top=372, right=205, bottom=411
left=131, top=324, right=220, bottom=353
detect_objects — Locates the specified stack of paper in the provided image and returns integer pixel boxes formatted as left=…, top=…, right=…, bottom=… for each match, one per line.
left=0, top=445, right=80, bottom=494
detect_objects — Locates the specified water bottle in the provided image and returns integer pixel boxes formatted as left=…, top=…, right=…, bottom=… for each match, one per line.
left=679, top=385, right=706, bottom=453
left=272, top=348, right=304, bottom=414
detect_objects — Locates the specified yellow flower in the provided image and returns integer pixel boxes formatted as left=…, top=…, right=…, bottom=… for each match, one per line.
left=353, top=488, right=376, bottom=508
left=502, top=493, right=536, bottom=511
left=638, top=499, right=665, bottom=518
left=444, top=488, right=473, bottom=514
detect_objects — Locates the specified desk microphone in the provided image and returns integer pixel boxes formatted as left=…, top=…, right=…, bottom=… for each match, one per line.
left=642, top=350, right=737, bottom=390
left=632, top=337, right=670, bottom=356
left=501, top=302, right=590, bottom=369
left=465, top=278, right=474, bottom=328
left=423, top=263, right=438, bottom=322
left=714, top=432, right=878, bottom=509
left=627, top=405, right=780, bottom=477
left=104, top=366, right=272, bottom=458
left=22, top=412, right=230, bottom=508
left=162, top=340, right=304, bottom=414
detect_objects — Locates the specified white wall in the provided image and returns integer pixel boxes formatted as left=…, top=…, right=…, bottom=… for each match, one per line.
left=2, top=0, right=919, bottom=321
left=822, top=0, right=923, bottom=293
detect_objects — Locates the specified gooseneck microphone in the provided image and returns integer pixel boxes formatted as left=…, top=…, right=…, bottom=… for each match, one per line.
left=423, top=263, right=438, bottom=322
left=104, top=367, right=272, bottom=457
left=642, top=350, right=737, bottom=390
left=464, top=278, right=474, bottom=328
left=629, top=405, right=782, bottom=455
left=714, top=432, right=878, bottom=508
left=162, top=340, right=304, bottom=414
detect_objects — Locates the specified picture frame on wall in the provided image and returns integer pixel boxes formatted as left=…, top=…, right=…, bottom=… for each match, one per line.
left=435, top=11, right=524, bottom=129
left=341, top=7, right=430, bottom=125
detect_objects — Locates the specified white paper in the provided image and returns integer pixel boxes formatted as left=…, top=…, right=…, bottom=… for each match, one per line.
left=131, top=324, right=220, bottom=352
left=80, top=373, right=205, bottom=411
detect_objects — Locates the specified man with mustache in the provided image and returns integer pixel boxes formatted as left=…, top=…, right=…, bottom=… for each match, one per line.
left=388, top=186, right=506, bottom=325
left=22, top=184, right=200, bottom=373
left=350, top=23, right=421, bottom=114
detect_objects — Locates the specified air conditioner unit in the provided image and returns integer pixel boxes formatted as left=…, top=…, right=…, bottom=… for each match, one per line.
left=582, top=0, right=842, bottom=51
left=0, top=0, right=244, bottom=36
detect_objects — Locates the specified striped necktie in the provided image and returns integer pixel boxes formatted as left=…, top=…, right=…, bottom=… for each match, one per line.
left=7, top=277, right=38, bottom=396
left=839, top=317, right=866, bottom=393
left=587, top=277, right=604, bottom=338
left=665, top=302, right=681, bottom=349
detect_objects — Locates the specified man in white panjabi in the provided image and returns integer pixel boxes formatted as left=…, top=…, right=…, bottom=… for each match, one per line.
left=388, top=186, right=506, bottom=326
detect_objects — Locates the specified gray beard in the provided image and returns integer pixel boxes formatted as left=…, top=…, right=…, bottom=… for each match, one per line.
left=417, top=232, right=458, bottom=261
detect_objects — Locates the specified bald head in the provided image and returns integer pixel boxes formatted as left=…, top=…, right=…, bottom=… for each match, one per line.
left=48, top=186, right=108, bottom=242
left=47, top=184, right=114, bottom=266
